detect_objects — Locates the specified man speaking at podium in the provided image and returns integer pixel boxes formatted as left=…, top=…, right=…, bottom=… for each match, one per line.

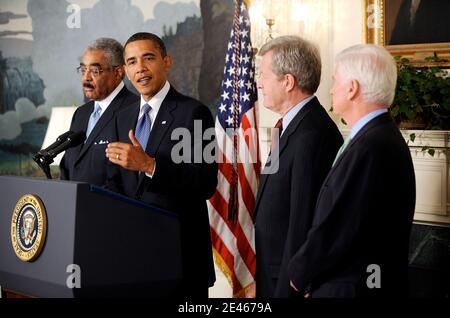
left=60, top=38, right=138, bottom=185
left=105, top=33, right=218, bottom=298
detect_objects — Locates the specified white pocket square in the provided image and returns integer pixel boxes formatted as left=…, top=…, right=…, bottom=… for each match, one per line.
left=95, top=139, right=109, bottom=145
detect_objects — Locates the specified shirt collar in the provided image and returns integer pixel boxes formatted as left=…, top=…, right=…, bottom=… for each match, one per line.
left=95, top=81, right=124, bottom=112
left=281, top=95, right=315, bottom=135
left=350, top=108, right=388, bottom=139
left=139, top=81, right=171, bottom=117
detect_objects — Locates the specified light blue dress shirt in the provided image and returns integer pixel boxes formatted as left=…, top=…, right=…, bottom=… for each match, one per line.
left=281, top=95, right=315, bottom=136
left=349, top=109, right=388, bottom=139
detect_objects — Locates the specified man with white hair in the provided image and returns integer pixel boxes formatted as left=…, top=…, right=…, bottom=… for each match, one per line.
left=288, top=44, right=416, bottom=298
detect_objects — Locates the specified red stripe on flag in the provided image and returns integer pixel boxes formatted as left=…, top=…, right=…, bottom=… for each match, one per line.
left=209, top=192, right=256, bottom=279
left=251, top=108, right=262, bottom=177
left=237, top=163, right=257, bottom=219
left=218, top=162, right=233, bottom=185
left=210, top=227, right=243, bottom=292
left=241, top=114, right=253, bottom=149
left=241, top=112, right=261, bottom=180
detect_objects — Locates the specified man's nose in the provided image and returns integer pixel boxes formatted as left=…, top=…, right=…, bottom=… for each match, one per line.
left=82, top=71, right=93, bottom=81
left=256, top=80, right=263, bottom=89
left=136, top=59, right=148, bottom=72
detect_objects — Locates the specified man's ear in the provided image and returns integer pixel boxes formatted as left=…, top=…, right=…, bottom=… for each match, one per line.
left=348, top=79, right=360, bottom=101
left=116, top=65, right=125, bottom=80
left=163, top=55, right=173, bottom=71
left=285, top=74, right=296, bottom=92
left=124, top=65, right=131, bottom=81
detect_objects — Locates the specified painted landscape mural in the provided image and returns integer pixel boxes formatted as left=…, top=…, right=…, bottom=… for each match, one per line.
left=0, top=0, right=233, bottom=175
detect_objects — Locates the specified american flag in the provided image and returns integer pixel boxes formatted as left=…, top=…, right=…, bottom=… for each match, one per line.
left=208, top=0, right=261, bottom=297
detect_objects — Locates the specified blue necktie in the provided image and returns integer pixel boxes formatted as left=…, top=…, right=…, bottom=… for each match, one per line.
left=86, top=102, right=101, bottom=139
left=135, top=103, right=152, bottom=149
left=332, top=135, right=352, bottom=166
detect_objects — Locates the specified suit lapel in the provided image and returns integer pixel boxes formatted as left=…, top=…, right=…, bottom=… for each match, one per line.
left=323, top=112, right=392, bottom=183
left=254, top=97, right=316, bottom=214
left=80, top=101, right=94, bottom=136
left=69, top=101, right=93, bottom=164
left=125, top=103, right=140, bottom=134
left=120, top=102, right=141, bottom=185
left=144, top=90, right=176, bottom=155
left=75, top=87, right=128, bottom=164
left=276, top=97, right=315, bottom=159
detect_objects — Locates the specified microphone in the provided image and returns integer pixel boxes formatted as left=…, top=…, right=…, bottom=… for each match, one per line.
left=33, top=131, right=86, bottom=179
left=47, top=131, right=86, bottom=158
left=36, top=131, right=74, bottom=158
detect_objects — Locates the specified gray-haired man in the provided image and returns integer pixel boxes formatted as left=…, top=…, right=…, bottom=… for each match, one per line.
left=60, top=37, right=139, bottom=185
left=254, top=35, right=342, bottom=298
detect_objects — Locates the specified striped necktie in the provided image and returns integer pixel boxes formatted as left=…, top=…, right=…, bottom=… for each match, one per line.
left=135, top=103, right=152, bottom=149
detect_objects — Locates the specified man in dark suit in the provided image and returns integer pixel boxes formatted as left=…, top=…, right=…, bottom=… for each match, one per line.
left=105, top=33, right=217, bottom=298
left=252, top=36, right=342, bottom=298
left=288, top=44, right=416, bottom=298
left=389, top=0, right=450, bottom=45
left=60, top=38, right=138, bottom=185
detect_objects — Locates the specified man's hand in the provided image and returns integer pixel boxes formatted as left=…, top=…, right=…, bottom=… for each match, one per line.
left=106, top=129, right=155, bottom=174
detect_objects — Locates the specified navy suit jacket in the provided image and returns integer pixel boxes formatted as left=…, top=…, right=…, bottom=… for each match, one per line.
left=60, top=86, right=138, bottom=185
left=106, top=86, right=218, bottom=289
left=254, top=97, right=343, bottom=298
left=288, top=113, right=416, bottom=297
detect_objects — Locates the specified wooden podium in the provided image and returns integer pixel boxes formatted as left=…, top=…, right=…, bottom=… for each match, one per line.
left=0, top=176, right=182, bottom=298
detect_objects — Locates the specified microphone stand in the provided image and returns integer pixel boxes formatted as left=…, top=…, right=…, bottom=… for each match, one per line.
left=33, top=152, right=54, bottom=179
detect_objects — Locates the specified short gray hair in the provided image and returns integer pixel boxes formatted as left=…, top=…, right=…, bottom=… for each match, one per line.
left=85, top=37, right=124, bottom=67
left=335, top=44, right=397, bottom=106
left=258, top=35, right=321, bottom=94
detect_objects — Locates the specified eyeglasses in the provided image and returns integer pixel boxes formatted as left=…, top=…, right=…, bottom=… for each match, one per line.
left=77, top=65, right=105, bottom=77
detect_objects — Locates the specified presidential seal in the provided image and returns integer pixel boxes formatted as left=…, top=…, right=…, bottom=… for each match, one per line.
left=11, top=194, right=47, bottom=262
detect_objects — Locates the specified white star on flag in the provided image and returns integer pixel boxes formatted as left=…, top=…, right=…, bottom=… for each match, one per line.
left=224, top=79, right=233, bottom=88
left=221, top=91, right=229, bottom=100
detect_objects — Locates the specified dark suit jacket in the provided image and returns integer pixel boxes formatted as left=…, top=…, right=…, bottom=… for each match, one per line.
left=390, top=0, right=450, bottom=45
left=288, top=113, right=416, bottom=298
left=60, top=86, right=138, bottom=185
left=106, top=86, right=218, bottom=291
left=254, top=97, right=343, bottom=298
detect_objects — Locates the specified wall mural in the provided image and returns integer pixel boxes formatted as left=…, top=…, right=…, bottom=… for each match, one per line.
left=0, top=0, right=233, bottom=176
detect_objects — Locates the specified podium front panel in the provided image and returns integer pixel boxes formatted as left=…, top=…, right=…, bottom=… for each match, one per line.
left=0, top=176, right=182, bottom=297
